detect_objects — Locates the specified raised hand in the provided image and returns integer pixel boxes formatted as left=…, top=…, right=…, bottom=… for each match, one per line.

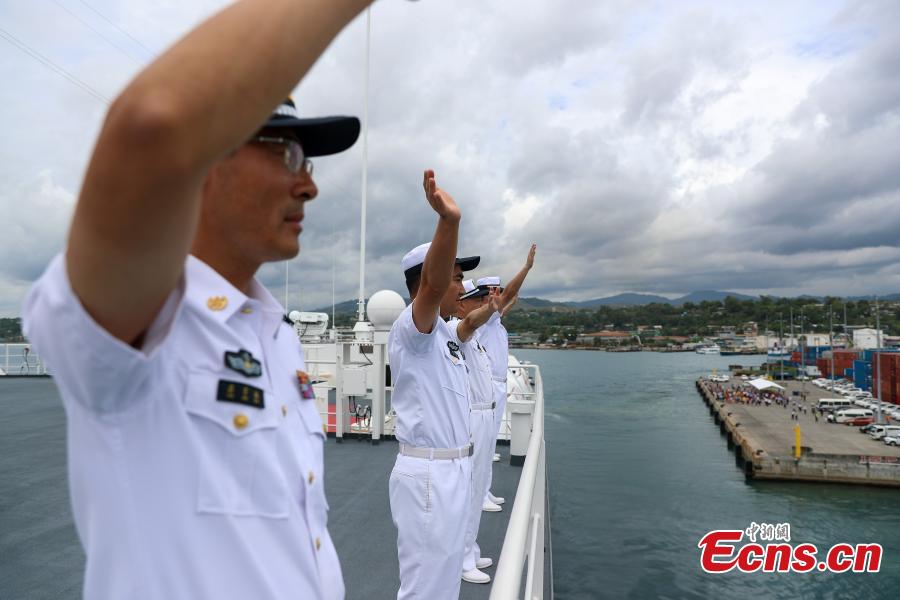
left=526, top=243, right=537, bottom=269
left=423, top=169, right=461, bottom=222
left=457, top=286, right=502, bottom=342
left=488, top=287, right=502, bottom=313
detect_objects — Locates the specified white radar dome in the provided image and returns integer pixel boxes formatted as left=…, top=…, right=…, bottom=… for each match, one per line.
left=367, top=290, right=406, bottom=329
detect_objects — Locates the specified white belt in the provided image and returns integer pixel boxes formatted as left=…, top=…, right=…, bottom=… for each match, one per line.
left=492, top=377, right=507, bottom=383
left=399, top=443, right=473, bottom=460
left=471, top=402, right=495, bottom=410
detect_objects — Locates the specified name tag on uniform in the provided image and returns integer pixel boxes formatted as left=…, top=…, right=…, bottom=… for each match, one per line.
left=296, top=370, right=316, bottom=400
left=217, top=380, right=265, bottom=408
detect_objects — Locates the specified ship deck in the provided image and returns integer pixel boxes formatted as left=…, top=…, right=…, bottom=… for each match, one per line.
left=0, top=377, right=541, bottom=600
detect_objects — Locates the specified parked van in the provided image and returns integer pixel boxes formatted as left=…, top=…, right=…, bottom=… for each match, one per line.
left=817, top=398, right=854, bottom=412
left=869, top=425, right=900, bottom=441
left=829, top=409, right=874, bottom=424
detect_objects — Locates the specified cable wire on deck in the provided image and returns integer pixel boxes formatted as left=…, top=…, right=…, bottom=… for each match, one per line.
left=49, top=0, right=143, bottom=65
left=0, top=26, right=110, bottom=104
left=75, top=0, right=158, bottom=57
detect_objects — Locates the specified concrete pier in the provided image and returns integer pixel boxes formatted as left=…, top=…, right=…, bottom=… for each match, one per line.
left=697, top=377, right=900, bottom=487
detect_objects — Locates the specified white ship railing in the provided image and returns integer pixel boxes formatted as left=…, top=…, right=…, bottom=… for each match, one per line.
left=491, top=363, right=549, bottom=600
left=304, top=336, right=522, bottom=444
left=0, top=343, right=49, bottom=376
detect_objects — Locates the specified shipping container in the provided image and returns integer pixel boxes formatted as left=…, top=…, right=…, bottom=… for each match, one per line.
left=853, top=360, right=870, bottom=391
left=863, top=348, right=900, bottom=362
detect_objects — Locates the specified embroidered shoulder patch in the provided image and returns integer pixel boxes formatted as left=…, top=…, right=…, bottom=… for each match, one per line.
left=217, top=380, right=265, bottom=408
left=447, top=340, right=460, bottom=360
left=224, top=349, right=262, bottom=377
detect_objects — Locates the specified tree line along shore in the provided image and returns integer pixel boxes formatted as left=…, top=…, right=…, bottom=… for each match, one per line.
left=5, top=296, right=899, bottom=350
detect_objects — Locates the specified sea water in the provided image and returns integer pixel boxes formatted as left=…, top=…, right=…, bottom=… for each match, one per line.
left=515, top=349, right=900, bottom=600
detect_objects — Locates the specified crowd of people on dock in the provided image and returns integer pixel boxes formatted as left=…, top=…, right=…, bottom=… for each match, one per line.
left=707, top=380, right=827, bottom=422
left=707, top=381, right=785, bottom=407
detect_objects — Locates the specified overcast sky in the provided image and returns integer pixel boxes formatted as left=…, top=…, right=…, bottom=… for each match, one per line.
left=1, top=0, right=899, bottom=316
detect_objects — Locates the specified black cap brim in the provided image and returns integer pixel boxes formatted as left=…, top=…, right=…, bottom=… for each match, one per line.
left=456, top=256, right=480, bottom=272
left=263, top=115, right=361, bottom=157
left=406, top=255, right=479, bottom=280
left=460, top=288, right=489, bottom=300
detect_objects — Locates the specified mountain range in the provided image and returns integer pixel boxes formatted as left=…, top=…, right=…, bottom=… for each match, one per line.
left=563, top=290, right=757, bottom=308
left=314, top=290, right=900, bottom=314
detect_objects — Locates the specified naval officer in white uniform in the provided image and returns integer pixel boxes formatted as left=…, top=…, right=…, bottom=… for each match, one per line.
left=477, top=244, right=537, bottom=511
left=451, top=281, right=503, bottom=584
left=20, top=1, right=380, bottom=597
left=388, top=171, right=479, bottom=600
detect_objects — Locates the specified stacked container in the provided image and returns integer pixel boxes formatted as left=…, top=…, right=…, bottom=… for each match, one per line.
left=853, top=360, right=871, bottom=391
left=874, top=353, right=900, bottom=405
left=817, top=349, right=860, bottom=378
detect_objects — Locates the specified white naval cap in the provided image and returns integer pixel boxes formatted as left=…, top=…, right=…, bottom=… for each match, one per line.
left=402, top=243, right=481, bottom=278
left=459, top=279, right=488, bottom=301
left=476, top=276, right=501, bottom=287
left=402, top=243, right=432, bottom=274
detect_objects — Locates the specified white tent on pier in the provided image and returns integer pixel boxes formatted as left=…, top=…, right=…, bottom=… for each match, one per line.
left=747, top=378, right=784, bottom=391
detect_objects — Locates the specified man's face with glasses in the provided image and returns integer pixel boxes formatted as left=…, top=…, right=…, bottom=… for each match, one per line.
left=196, top=127, right=318, bottom=267
left=251, top=134, right=314, bottom=175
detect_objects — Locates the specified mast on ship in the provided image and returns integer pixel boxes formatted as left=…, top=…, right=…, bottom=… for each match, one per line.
left=352, top=6, right=374, bottom=342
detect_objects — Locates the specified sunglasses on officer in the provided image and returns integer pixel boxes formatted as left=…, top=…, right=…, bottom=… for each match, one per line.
left=251, top=135, right=314, bottom=175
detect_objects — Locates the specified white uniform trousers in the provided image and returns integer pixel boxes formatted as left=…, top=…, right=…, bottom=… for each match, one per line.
left=485, top=380, right=507, bottom=500
left=390, top=453, right=473, bottom=600
left=463, top=406, right=496, bottom=571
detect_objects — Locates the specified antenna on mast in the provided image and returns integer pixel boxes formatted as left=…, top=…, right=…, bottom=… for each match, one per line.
left=353, top=6, right=374, bottom=342
left=356, top=6, right=371, bottom=325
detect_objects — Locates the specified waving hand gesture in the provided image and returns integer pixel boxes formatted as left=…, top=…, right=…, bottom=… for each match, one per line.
left=525, top=243, right=537, bottom=269
left=423, top=169, right=461, bottom=222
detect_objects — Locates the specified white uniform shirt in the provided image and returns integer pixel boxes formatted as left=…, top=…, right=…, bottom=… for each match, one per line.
left=447, top=318, right=493, bottom=407
left=477, top=312, right=509, bottom=381
left=387, top=305, right=470, bottom=449
left=23, top=254, right=343, bottom=600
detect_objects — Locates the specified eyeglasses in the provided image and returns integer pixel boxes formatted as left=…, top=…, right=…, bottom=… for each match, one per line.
left=252, top=136, right=313, bottom=175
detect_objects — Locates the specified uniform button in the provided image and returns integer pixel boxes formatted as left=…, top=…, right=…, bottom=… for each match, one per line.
left=281, top=405, right=288, bottom=417
left=241, top=307, right=253, bottom=314
left=233, top=414, right=249, bottom=430
left=315, top=537, right=321, bottom=551
left=308, top=471, right=315, bottom=485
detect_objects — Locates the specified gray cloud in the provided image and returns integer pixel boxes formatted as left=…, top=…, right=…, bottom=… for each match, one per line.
left=2, top=0, right=900, bottom=317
